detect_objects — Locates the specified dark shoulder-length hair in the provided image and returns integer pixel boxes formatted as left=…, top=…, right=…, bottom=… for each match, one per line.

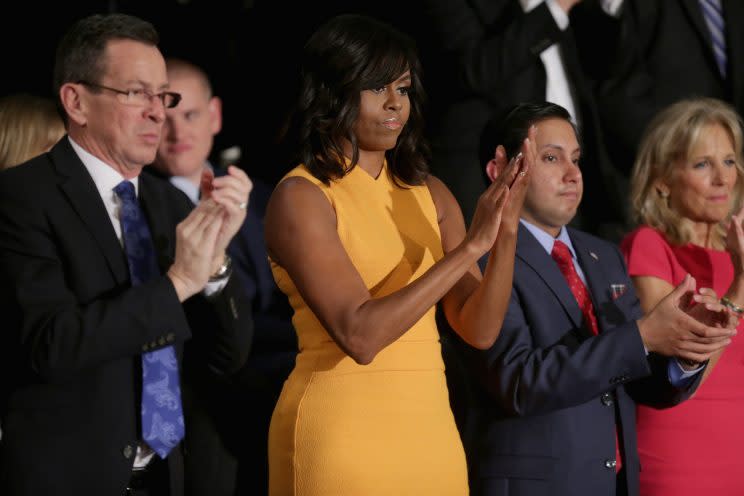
left=281, top=14, right=429, bottom=186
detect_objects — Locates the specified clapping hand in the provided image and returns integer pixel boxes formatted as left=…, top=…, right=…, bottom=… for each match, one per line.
left=469, top=126, right=536, bottom=255
left=686, top=287, right=738, bottom=330
left=637, top=275, right=736, bottom=364
left=725, top=207, right=744, bottom=276
left=167, top=199, right=225, bottom=301
left=200, top=165, right=253, bottom=273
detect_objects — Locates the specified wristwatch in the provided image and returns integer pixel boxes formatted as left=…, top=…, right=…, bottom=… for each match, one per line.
left=208, top=254, right=232, bottom=282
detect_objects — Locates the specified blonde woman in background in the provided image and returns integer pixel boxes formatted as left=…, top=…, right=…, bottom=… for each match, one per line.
left=621, top=97, right=744, bottom=495
left=0, top=93, right=64, bottom=442
left=0, top=93, right=65, bottom=169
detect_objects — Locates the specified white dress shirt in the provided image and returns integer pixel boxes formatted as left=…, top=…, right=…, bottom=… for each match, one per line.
left=70, top=137, right=136, bottom=246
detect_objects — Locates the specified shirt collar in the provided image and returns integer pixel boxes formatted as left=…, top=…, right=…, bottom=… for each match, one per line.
left=168, top=162, right=213, bottom=204
left=520, top=218, right=577, bottom=260
left=68, top=136, right=139, bottom=197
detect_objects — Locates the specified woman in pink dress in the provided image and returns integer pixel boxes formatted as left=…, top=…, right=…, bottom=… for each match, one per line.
left=621, top=97, right=744, bottom=495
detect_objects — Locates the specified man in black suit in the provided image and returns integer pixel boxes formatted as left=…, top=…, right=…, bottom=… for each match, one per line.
left=415, top=0, right=626, bottom=241
left=0, top=14, right=253, bottom=496
left=151, top=58, right=296, bottom=496
left=596, top=0, right=744, bottom=174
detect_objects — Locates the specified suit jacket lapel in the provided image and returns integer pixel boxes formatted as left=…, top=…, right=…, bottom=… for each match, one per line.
left=139, top=173, right=176, bottom=274
left=53, top=138, right=129, bottom=285
left=516, top=224, right=583, bottom=331
left=681, top=0, right=724, bottom=78
left=569, top=230, right=611, bottom=333
left=682, top=0, right=713, bottom=45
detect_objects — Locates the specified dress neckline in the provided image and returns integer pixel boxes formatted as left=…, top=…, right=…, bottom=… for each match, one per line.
left=347, top=158, right=388, bottom=183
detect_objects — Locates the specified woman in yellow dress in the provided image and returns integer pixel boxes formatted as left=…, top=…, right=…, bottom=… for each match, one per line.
left=264, top=14, right=534, bottom=495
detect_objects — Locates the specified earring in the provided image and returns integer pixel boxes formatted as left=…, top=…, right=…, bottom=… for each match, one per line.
left=660, top=190, right=669, bottom=198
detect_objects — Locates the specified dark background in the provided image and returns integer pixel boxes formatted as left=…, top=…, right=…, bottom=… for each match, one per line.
left=2, top=0, right=401, bottom=185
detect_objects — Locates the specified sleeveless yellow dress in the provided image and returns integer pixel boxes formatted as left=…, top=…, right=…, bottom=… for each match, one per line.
left=268, top=162, right=469, bottom=495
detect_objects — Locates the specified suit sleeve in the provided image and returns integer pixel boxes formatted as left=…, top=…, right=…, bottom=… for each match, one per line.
left=160, top=183, right=254, bottom=379
left=0, top=171, right=191, bottom=384
left=482, top=242, right=696, bottom=416
left=482, top=287, right=649, bottom=416
left=420, top=0, right=562, bottom=99
left=183, top=272, right=253, bottom=378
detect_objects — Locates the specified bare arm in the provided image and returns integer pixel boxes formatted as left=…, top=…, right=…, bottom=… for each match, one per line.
left=264, top=174, right=509, bottom=364
left=631, top=274, right=674, bottom=315
left=438, top=134, right=534, bottom=348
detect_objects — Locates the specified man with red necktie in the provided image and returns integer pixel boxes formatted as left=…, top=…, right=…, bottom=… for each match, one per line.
left=451, top=102, right=737, bottom=496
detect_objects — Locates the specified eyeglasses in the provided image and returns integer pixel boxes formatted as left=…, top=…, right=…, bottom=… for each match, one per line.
left=78, top=81, right=181, bottom=109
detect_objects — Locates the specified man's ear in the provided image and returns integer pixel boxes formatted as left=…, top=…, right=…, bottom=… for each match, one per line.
left=60, top=83, right=87, bottom=127
left=485, top=145, right=508, bottom=183
left=208, top=96, right=222, bottom=135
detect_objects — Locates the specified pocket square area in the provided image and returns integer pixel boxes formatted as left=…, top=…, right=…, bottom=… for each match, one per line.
left=610, top=283, right=627, bottom=300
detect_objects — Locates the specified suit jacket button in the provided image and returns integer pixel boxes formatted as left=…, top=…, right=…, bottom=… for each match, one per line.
left=123, top=444, right=134, bottom=459
left=605, top=459, right=617, bottom=469
left=601, top=393, right=614, bottom=406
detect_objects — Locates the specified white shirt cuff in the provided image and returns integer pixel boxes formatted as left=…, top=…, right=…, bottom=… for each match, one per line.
left=672, top=358, right=705, bottom=379
left=599, top=0, right=624, bottom=17
left=203, top=276, right=229, bottom=298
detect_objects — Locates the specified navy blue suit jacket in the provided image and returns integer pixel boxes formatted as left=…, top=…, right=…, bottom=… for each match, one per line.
left=463, top=224, right=701, bottom=496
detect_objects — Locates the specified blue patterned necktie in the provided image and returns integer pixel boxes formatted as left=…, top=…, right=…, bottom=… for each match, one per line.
left=114, top=180, right=184, bottom=459
left=699, top=0, right=727, bottom=78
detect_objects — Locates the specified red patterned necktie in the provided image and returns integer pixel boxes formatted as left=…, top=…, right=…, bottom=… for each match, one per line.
left=551, top=240, right=622, bottom=472
left=551, top=240, right=598, bottom=335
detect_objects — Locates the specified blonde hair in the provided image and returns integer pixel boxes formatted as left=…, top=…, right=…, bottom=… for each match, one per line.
left=630, top=97, right=744, bottom=246
left=0, top=93, right=66, bottom=170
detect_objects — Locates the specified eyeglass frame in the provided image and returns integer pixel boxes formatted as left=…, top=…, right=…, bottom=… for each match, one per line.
left=77, top=80, right=182, bottom=109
